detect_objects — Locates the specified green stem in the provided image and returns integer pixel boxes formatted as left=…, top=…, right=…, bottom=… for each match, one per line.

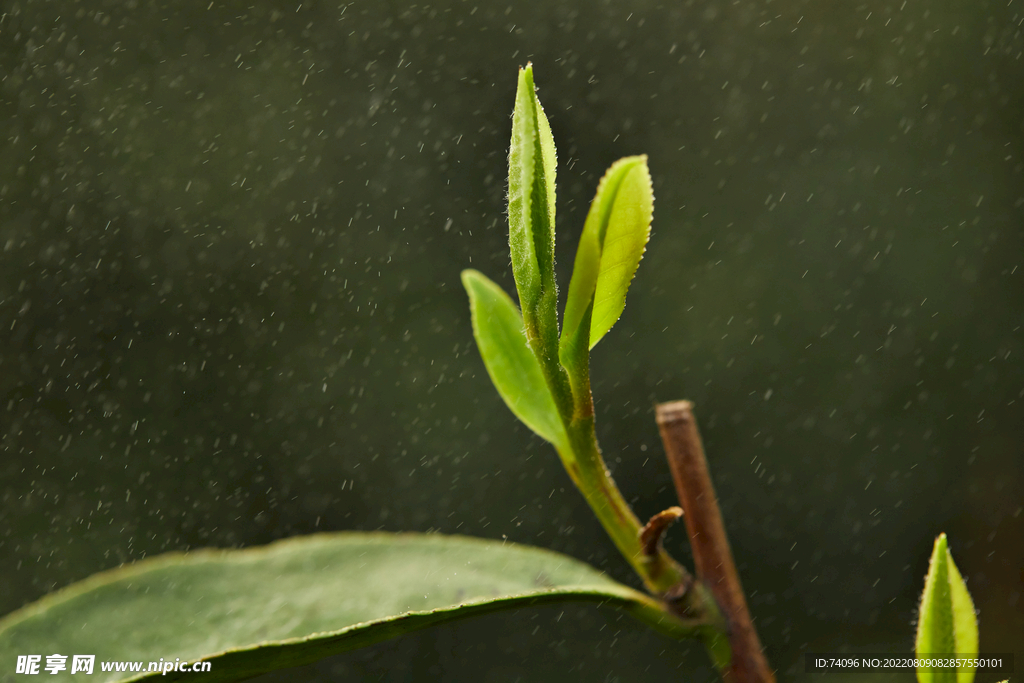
left=553, top=306, right=681, bottom=594
left=553, top=397, right=731, bottom=672
left=554, top=410, right=727, bottom=661
left=541, top=300, right=725, bottom=650
left=558, top=415, right=683, bottom=594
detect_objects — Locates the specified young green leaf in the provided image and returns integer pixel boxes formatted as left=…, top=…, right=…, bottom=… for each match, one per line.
left=0, top=533, right=699, bottom=683
left=915, top=533, right=979, bottom=683
left=561, top=155, right=653, bottom=352
left=508, top=63, right=557, bottom=329
left=462, top=269, right=568, bottom=451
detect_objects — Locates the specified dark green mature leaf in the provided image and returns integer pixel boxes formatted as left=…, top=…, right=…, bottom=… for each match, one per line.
left=0, top=533, right=694, bottom=683
left=915, top=533, right=978, bottom=683
left=508, top=63, right=557, bottom=324
left=561, top=156, right=653, bottom=351
left=461, top=269, right=567, bottom=450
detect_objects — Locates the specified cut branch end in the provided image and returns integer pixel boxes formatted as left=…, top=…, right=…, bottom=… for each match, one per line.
left=655, top=400, right=776, bottom=683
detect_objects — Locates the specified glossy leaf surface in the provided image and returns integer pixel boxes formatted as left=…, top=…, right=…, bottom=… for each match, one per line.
left=915, top=533, right=978, bottom=683
left=462, top=269, right=567, bottom=450
left=562, top=156, right=653, bottom=351
left=0, top=532, right=694, bottom=683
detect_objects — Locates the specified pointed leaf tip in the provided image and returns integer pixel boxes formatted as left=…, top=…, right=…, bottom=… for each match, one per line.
left=915, top=533, right=978, bottom=683
left=462, top=270, right=567, bottom=450
left=562, top=156, right=653, bottom=352
left=508, top=64, right=557, bottom=328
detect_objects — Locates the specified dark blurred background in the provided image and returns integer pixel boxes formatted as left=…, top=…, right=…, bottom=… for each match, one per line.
left=1, top=1, right=1021, bottom=680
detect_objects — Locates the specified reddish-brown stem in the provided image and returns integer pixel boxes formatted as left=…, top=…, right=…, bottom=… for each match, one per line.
left=655, top=400, right=775, bottom=683
left=640, top=506, right=683, bottom=558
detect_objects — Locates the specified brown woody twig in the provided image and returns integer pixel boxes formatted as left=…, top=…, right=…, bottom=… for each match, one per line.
left=655, top=400, right=775, bottom=683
